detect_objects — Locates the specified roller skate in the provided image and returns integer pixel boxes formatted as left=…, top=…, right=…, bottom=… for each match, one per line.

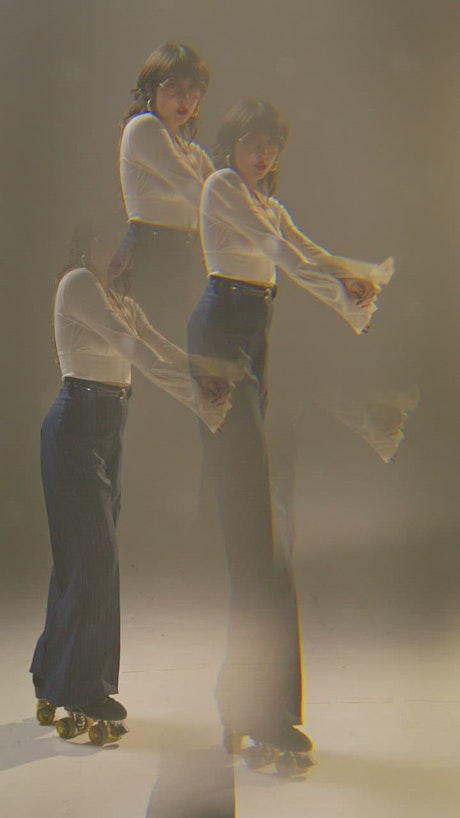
left=223, top=724, right=315, bottom=777
left=55, top=697, right=129, bottom=746
left=34, top=674, right=57, bottom=726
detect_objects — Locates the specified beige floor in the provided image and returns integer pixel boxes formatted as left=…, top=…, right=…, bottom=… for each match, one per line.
left=1, top=539, right=459, bottom=818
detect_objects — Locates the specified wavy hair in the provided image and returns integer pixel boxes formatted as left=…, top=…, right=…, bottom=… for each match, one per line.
left=122, top=42, right=210, bottom=141
left=56, top=218, right=131, bottom=294
left=213, top=99, right=289, bottom=196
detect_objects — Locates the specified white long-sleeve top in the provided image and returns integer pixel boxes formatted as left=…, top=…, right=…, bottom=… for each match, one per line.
left=200, top=169, right=394, bottom=334
left=55, top=268, right=242, bottom=432
left=120, top=113, right=214, bottom=229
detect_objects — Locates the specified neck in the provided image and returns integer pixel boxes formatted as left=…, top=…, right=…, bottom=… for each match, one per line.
left=91, top=266, right=109, bottom=291
left=238, top=172, right=258, bottom=193
left=161, top=117, right=181, bottom=138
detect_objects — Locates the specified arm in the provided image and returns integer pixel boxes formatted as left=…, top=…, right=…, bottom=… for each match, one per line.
left=278, top=203, right=332, bottom=266
left=202, top=169, right=318, bottom=274
left=204, top=171, right=394, bottom=333
left=63, top=271, right=177, bottom=376
left=126, top=114, right=211, bottom=185
left=131, top=300, right=188, bottom=366
left=133, top=298, right=248, bottom=401
left=272, top=199, right=378, bottom=306
left=61, top=270, right=230, bottom=431
left=277, top=204, right=385, bottom=306
left=203, top=171, right=351, bottom=315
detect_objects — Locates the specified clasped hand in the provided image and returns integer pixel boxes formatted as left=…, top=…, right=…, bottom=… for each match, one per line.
left=194, top=375, right=232, bottom=406
left=323, top=259, right=378, bottom=307
left=342, top=277, right=378, bottom=307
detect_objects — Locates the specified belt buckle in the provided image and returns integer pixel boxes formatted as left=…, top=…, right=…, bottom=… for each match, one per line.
left=263, top=288, right=271, bottom=301
left=119, top=387, right=127, bottom=400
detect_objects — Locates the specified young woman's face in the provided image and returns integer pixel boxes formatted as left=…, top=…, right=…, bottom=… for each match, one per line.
left=233, top=132, right=280, bottom=189
left=154, top=76, right=203, bottom=134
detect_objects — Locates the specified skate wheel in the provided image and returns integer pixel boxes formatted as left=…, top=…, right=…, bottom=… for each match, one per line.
left=89, top=721, right=109, bottom=746
left=275, top=752, right=297, bottom=776
left=276, top=751, right=313, bottom=777
left=56, top=716, right=77, bottom=740
left=106, top=721, right=129, bottom=741
left=243, top=743, right=275, bottom=769
left=73, top=713, right=90, bottom=735
left=36, top=702, right=56, bottom=726
left=293, top=752, right=315, bottom=773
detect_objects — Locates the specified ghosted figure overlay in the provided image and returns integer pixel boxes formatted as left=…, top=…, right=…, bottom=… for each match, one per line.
left=188, top=99, right=394, bottom=764
left=30, top=218, right=234, bottom=738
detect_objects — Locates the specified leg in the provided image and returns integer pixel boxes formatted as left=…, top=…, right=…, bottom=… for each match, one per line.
left=188, top=288, right=303, bottom=735
left=130, top=225, right=204, bottom=346
left=30, top=387, right=127, bottom=706
left=124, top=225, right=205, bottom=537
left=201, top=379, right=303, bottom=734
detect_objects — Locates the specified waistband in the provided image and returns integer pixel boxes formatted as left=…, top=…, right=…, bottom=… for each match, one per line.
left=208, top=274, right=277, bottom=302
left=63, top=377, right=132, bottom=400
left=130, top=221, right=198, bottom=245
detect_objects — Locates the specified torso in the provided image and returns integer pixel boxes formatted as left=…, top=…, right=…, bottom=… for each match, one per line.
left=200, top=169, right=283, bottom=286
left=120, top=113, right=213, bottom=229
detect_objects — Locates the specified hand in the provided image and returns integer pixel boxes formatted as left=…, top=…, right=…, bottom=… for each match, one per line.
left=321, top=259, right=378, bottom=307
left=342, top=277, right=378, bottom=307
left=194, top=376, right=232, bottom=406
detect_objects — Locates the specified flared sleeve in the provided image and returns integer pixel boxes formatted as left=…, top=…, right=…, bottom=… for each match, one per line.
left=201, top=170, right=394, bottom=334
left=60, top=270, right=243, bottom=432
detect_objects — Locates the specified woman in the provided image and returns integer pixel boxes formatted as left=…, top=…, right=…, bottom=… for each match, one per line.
left=188, top=100, right=393, bottom=768
left=30, top=219, right=235, bottom=744
left=116, top=42, right=215, bottom=538
left=118, top=41, right=213, bottom=343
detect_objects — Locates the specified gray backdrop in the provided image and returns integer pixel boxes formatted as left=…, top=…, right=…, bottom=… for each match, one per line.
left=0, top=0, right=458, bottom=655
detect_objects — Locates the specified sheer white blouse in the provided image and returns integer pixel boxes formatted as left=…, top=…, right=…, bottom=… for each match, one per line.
left=120, top=113, right=214, bottom=229
left=200, top=169, right=394, bottom=334
left=55, top=268, right=241, bottom=431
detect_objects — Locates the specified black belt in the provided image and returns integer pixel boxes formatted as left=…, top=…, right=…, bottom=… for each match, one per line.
left=209, top=275, right=277, bottom=302
left=130, top=222, right=198, bottom=246
left=64, top=377, right=132, bottom=400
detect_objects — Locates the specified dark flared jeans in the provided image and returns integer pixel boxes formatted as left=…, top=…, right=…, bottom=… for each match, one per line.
left=188, top=277, right=303, bottom=735
left=30, top=379, right=129, bottom=706
left=122, top=221, right=205, bottom=346
left=112, top=222, right=206, bottom=534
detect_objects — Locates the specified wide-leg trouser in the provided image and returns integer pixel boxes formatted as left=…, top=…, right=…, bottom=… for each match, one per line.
left=111, top=223, right=206, bottom=535
left=118, top=222, right=205, bottom=346
left=30, top=380, right=129, bottom=707
left=188, top=277, right=303, bottom=735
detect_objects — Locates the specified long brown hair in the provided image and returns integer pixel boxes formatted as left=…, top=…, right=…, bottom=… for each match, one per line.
left=213, top=99, right=289, bottom=196
left=122, top=42, right=210, bottom=141
left=56, top=218, right=131, bottom=295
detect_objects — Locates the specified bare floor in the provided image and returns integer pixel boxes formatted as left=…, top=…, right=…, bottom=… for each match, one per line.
left=1, top=536, right=459, bottom=818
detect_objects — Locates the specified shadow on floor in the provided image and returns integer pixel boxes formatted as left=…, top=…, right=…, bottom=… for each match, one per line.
left=146, top=745, right=235, bottom=818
